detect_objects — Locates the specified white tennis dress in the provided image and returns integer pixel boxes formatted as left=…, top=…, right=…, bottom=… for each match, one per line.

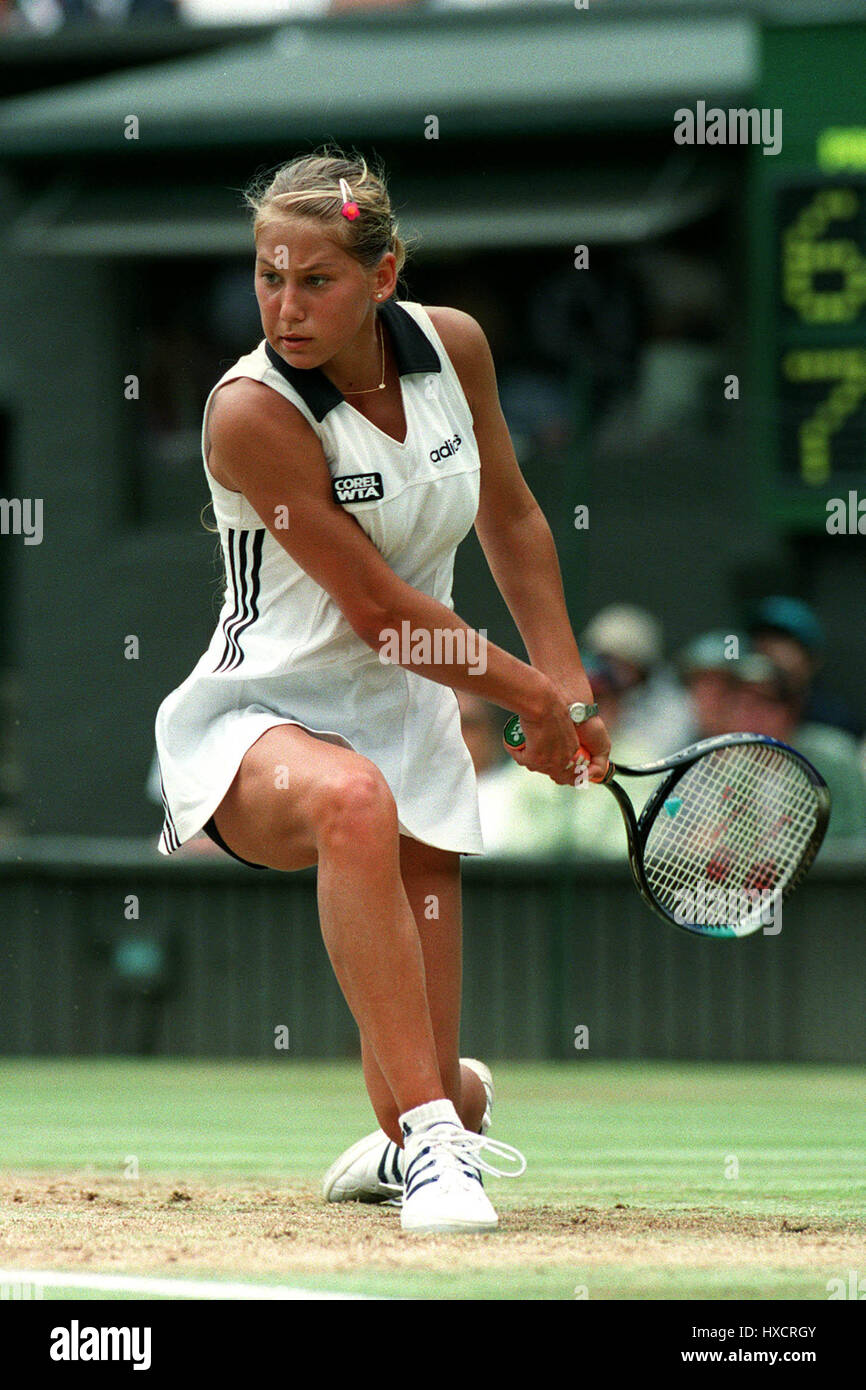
left=155, top=300, right=484, bottom=860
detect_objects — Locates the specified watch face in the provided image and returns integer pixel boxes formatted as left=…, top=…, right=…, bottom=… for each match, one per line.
left=569, top=702, right=598, bottom=724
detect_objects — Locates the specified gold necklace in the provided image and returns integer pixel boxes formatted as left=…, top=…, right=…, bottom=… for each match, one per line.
left=342, top=317, right=386, bottom=395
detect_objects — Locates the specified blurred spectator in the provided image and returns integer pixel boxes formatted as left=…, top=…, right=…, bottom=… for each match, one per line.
left=732, top=658, right=866, bottom=844
left=580, top=603, right=694, bottom=756
left=746, top=595, right=863, bottom=739
left=676, top=629, right=769, bottom=741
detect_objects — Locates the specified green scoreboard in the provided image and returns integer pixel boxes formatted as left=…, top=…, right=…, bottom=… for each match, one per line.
left=753, top=22, right=866, bottom=528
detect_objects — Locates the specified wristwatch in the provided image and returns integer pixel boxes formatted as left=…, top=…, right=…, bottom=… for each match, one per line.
left=568, top=701, right=599, bottom=724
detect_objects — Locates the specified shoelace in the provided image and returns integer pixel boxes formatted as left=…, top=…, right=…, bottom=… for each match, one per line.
left=408, top=1125, right=527, bottom=1182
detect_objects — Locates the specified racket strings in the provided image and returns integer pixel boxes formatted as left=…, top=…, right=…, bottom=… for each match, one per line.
left=641, top=744, right=819, bottom=931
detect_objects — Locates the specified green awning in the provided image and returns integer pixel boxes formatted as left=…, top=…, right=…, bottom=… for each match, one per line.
left=0, top=7, right=757, bottom=157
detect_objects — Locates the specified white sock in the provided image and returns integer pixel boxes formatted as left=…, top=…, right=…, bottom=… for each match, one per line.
left=399, top=1097, right=461, bottom=1140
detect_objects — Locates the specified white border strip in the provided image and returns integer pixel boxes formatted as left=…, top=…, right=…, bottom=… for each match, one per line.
left=0, top=1269, right=375, bottom=1301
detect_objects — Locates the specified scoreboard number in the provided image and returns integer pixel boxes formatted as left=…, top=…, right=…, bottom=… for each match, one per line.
left=782, top=188, right=866, bottom=325
left=775, top=182, right=866, bottom=492
left=781, top=347, right=866, bottom=485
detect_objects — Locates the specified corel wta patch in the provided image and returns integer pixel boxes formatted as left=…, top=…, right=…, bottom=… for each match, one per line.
left=332, top=473, right=385, bottom=504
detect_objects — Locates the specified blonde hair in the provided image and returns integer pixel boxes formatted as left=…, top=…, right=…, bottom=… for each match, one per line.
left=243, top=146, right=408, bottom=274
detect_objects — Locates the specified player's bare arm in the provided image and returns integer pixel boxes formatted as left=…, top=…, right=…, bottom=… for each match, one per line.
left=427, top=306, right=611, bottom=782
left=207, top=377, right=585, bottom=784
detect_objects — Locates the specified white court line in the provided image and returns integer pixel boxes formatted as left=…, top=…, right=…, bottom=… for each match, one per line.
left=0, top=1269, right=376, bottom=1301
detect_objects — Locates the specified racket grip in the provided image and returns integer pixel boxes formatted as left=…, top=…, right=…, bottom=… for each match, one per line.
left=502, top=712, right=616, bottom=782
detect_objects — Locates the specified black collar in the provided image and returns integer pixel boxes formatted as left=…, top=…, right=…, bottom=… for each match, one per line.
left=263, top=299, right=442, bottom=423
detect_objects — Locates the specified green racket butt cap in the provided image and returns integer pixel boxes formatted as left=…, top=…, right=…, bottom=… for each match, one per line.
left=503, top=714, right=525, bottom=750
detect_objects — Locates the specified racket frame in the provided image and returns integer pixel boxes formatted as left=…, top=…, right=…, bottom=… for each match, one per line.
left=613, top=733, right=831, bottom=938
left=502, top=723, right=832, bottom=939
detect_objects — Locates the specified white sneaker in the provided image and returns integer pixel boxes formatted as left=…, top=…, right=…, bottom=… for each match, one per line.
left=400, top=1101, right=526, bottom=1235
left=462, top=1057, right=494, bottom=1135
left=322, top=1058, right=495, bottom=1204
left=322, top=1128, right=404, bottom=1204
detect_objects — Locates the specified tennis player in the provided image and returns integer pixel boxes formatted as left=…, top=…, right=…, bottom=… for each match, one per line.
left=154, top=149, right=610, bottom=1234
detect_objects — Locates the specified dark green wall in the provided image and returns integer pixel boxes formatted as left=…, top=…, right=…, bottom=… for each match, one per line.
left=7, top=254, right=216, bottom=835
left=1, top=846, right=863, bottom=1061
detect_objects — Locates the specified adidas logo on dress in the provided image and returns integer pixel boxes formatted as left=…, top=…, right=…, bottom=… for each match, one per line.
left=429, top=436, right=462, bottom=463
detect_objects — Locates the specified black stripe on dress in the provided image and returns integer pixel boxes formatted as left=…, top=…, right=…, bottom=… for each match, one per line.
left=157, top=761, right=181, bottom=853
left=213, top=529, right=264, bottom=673
left=214, top=529, right=243, bottom=672
left=222, top=528, right=264, bottom=672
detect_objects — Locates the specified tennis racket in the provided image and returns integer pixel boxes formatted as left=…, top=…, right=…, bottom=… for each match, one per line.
left=502, top=718, right=831, bottom=938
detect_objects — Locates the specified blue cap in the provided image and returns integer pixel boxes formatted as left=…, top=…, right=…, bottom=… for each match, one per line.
left=748, top=597, right=824, bottom=652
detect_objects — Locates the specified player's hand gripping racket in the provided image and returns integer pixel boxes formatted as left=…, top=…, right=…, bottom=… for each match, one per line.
left=503, top=717, right=831, bottom=938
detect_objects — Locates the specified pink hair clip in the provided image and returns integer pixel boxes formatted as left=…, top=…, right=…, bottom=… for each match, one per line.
left=339, top=177, right=360, bottom=221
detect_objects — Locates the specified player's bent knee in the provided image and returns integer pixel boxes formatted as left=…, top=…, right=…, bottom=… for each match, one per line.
left=312, top=760, right=398, bottom=852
